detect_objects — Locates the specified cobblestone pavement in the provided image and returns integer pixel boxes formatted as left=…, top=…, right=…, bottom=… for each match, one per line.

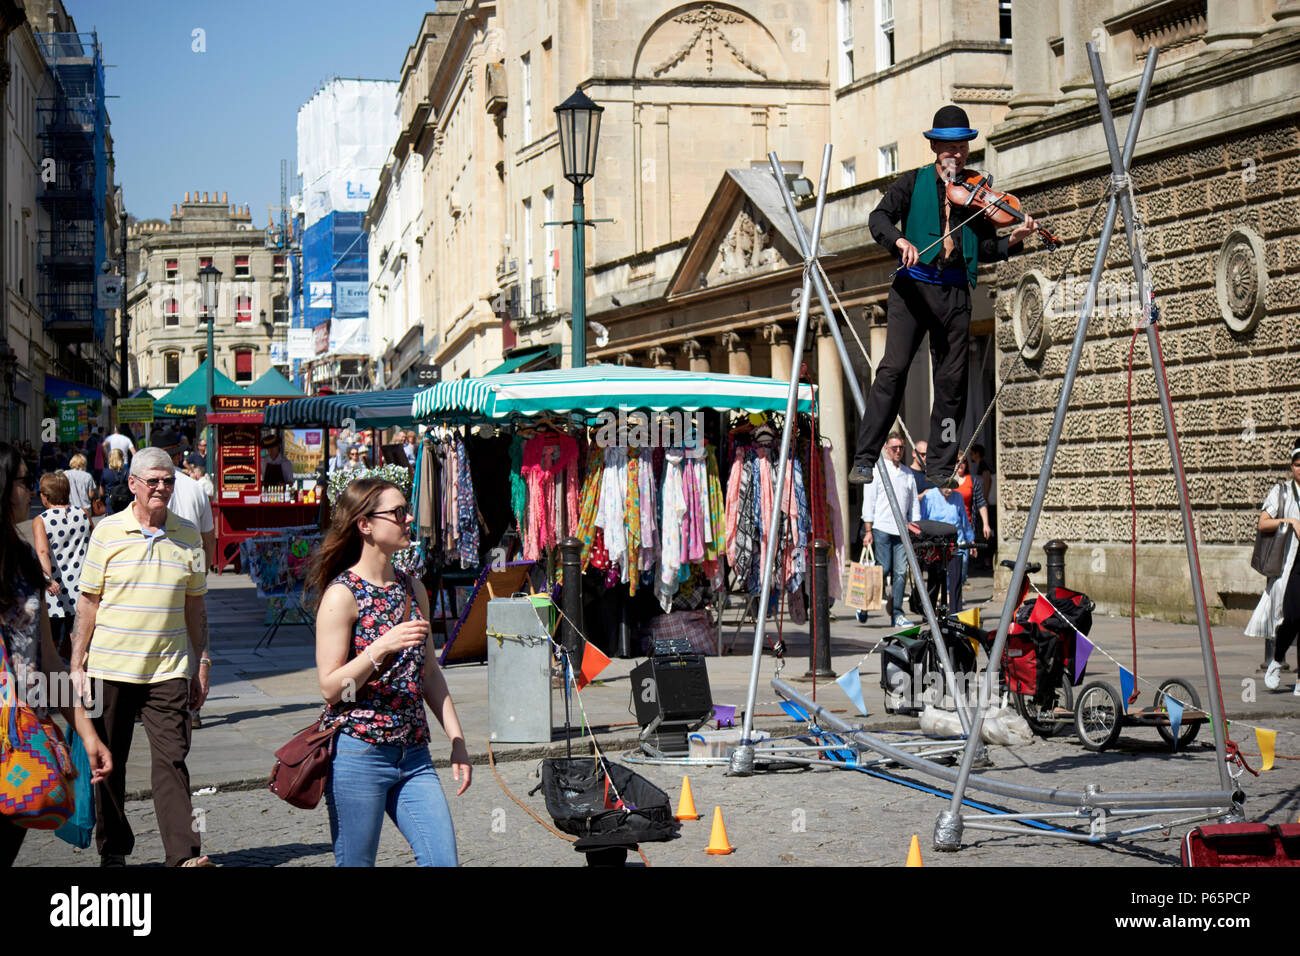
left=19, top=718, right=1299, bottom=868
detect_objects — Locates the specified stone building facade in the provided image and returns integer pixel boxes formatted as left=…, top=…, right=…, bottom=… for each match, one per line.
left=127, top=193, right=288, bottom=394
left=986, top=0, right=1300, bottom=622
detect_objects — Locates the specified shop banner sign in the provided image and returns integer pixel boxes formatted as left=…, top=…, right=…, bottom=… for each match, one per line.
left=116, top=398, right=155, bottom=424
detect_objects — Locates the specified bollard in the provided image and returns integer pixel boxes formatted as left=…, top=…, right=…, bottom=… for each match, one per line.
left=1044, top=539, right=1068, bottom=593
left=805, top=539, right=836, bottom=678
left=559, top=536, right=584, bottom=662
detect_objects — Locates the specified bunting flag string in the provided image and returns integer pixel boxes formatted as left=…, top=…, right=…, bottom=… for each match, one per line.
left=835, top=666, right=868, bottom=717
left=1164, top=693, right=1184, bottom=750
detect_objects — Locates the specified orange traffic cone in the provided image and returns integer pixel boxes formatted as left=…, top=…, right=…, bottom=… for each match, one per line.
left=675, top=775, right=700, bottom=821
left=705, top=806, right=734, bottom=855
left=906, top=834, right=923, bottom=867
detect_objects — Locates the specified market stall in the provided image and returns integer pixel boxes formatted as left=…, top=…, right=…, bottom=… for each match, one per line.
left=409, top=366, right=835, bottom=664
left=210, top=393, right=320, bottom=572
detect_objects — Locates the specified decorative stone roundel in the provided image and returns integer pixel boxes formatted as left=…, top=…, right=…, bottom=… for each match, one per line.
left=1215, top=226, right=1267, bottom=334
left=1012, top=269, right=1051, bottom=363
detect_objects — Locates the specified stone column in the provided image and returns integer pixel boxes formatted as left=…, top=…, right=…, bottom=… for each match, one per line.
left=764, top=323, right=792, bottom=382
left=815, top=317, right=848, bottom=551
left=681, top=338, right=711, bottom=373
left=647, top=345, right=674, bottom=370
left=1006, top=0, right=1059, bottom=118
left=1206, top=0, right=1267, bottom=48
left=1060, top=0, right=1111, bottom=100
left=1272, top=0, right=1300, bottom=29
left=720, top=330, right=750, bottom=376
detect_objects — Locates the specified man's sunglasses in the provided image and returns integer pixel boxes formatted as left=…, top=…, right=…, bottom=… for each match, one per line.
left=367, top=505, right=410, bottom=522
left=134, top=476, right=176, bottom=489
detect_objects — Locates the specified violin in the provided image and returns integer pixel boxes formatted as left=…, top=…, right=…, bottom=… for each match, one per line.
left=945, top=169, right=1062, bottom=251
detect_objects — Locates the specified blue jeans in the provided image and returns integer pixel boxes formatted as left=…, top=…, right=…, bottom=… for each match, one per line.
left=873, top=530, right=908, bottom=617
left=326, top=732, right=458, bottom=867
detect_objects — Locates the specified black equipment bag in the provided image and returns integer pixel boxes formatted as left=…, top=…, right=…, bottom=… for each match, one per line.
left=537, top=757, right=679, bottom=850
left=879, top=622, right=978, bottom=715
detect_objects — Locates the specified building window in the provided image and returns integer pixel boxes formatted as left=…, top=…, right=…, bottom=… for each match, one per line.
left=521, top=52, right=532, bottom=143
left=543, top=187, right=556, bottom=311
left=235, top=294, right=253, bottom=324
left=273, top=254, right=286, bottom=277
left=522, top=197, right=533, bottom=314
left=879, top=143, right=899, bottom=177
left=272, top=293, right=288, bottom=325
left=200, top=256, right=213, bottom=270
left=197, top=349, right=207, bottom=366
left=541, top=37, right=554, bottom=124
left=164, top=351, right=180, bottom=386
left=838, top=0, right=855, bottom=85
left=165, top=258, right=178, bottom=279
left=877, top=0, right=895, bottom=69
left=1000, top=1, right=1012, bottom=42
left=164, top=297, right=179, bottom=327
left=234, top=349, right=253, bottom=383
left=234, top=254, right=250, bottom=277
left=841, top=158, right=856, bottom=189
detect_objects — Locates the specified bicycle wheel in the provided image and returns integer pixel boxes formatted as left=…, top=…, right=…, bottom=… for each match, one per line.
left=1074, top=681, right=1124, bottom=752
left=1011, top=675, right=1074, bottom=738
left=1153, top=677, right=1202, bottom=749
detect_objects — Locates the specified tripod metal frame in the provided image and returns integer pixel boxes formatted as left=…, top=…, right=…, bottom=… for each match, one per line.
left=732, top=44, right=1242, bottom=851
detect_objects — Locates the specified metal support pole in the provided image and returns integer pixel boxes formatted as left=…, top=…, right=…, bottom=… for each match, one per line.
left=730, top=152, right=833, bottom=776
left=560, top=536, right=584, bottom=662
left=1087, top=43, right=1234, bottom=798
left=806, top=539, right=835, bottom=678
left=206, top=310, right=215, bottom=475
left=571, top=184, right=586, bottom=369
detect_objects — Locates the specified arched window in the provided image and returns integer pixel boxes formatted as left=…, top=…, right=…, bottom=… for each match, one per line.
left=234, top=348, right=254, bottom=383
left=163, top=351, right=181, bottom=386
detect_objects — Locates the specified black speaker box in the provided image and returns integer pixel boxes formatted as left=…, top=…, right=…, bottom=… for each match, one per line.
left=629, top=654, right=713, bottom=727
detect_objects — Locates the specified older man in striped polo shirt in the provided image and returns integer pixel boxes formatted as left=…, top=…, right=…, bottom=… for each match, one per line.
left=70, top=446, right=213, bottom=867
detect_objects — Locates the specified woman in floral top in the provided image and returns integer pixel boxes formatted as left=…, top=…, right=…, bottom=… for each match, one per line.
left=309, top=477, right=470, bottom=867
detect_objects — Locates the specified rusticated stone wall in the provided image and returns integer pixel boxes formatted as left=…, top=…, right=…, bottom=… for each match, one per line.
left=989, top=119, right=1300, bottom=624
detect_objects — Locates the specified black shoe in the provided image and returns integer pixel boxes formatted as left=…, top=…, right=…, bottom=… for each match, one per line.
left=927, top=470, right=958, bottom=492
left=100, top=853, right=126, bottom=867
left=848, top=464, right=875, bottom=485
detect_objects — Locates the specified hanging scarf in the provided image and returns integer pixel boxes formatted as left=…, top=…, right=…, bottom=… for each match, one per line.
left=455, top=436, right=479, bottom=567
left=522, top=432, right=580, bottom=559
left=732, top=448, right=757, bottom=584
left=822, top=445, right=846, bottom=600
left=625, top=452, right=641, bottom=594
left=575, top=445, right=604, bottom=568
left=638, top=447, right=658, bottom=571
left=508, top=433, right=528, bottom=537
left=597, top=447, right=629, bottom=576
left=656, top=448, right=687, bottom=611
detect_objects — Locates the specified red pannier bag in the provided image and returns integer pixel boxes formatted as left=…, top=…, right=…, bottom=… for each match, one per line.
left=1181, top=823, right=1300, bottom=867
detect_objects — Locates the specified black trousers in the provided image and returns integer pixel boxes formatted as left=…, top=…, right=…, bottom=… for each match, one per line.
left=0, top=816, right=25, bottom=867
left=853, top=276, right=971, bottom=480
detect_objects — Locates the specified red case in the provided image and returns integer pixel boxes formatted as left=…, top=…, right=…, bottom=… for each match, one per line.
left=1181, top=823, right=1300, bottom=867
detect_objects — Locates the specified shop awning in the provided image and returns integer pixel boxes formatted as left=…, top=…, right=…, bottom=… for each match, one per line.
left=411, top=365, right=815, bottom=422
left=262, top=388, right=424, bottom=429
left=154, top=360, right=247, bottom=418
left=486, top=343, right=561, bottom=376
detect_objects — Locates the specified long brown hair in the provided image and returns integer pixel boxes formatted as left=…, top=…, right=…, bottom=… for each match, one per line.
left=306, top=476, right=400, bottom=610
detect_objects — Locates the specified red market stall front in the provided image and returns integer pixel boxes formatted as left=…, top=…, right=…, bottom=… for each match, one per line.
left=209, top=394, right=321, bottom=572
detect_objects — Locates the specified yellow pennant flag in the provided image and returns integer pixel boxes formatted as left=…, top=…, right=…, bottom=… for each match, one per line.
left=1255, top=727, right=1277, bottom=772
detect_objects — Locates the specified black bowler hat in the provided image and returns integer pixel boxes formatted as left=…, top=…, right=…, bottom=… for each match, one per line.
left=924, top=105, right=978, bottom=142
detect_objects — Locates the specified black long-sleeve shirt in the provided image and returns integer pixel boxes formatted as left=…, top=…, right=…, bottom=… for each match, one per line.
left=868, top=165, right=1016, bottom=270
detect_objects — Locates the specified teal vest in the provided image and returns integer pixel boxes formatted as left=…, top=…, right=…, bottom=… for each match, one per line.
left=902, top=165, right=979, bottom=288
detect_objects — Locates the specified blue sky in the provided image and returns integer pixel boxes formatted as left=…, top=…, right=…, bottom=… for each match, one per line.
left=72, top=0, right=427, bottom=222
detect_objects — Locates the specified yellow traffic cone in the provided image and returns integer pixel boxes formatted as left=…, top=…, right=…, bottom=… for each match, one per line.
left=906, top=834, right=923, bottom=867
left=705, top=806, right=734, bottom=855
left=675, top=775, right=700, bottom=821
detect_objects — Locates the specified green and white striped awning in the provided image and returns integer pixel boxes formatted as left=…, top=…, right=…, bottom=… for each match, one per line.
left=411, top=365, right=815, bottom=422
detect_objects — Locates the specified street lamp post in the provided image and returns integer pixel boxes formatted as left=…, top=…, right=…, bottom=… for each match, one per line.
left=554, top=88, right=603, bottom=369
left=198, top=263, right=221, bottom=475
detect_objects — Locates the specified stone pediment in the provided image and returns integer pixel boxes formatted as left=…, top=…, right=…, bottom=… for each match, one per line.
left=666, top=168, right=803, bottom=298
left=634, top=3, right=786, bottom=82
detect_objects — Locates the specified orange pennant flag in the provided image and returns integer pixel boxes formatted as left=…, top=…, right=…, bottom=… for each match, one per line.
left=575, top=640, right=611, bottom=690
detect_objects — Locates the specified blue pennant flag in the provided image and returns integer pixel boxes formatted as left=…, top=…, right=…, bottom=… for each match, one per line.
left=836, top=666, right=868, bottom=717
left=1164, top=694, right=1185, bottom=749
left=1119, top=666, right=1135, bottom=710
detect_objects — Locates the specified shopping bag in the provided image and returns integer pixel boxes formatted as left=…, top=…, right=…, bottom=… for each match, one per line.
left=54, top=724, right=94, bottom=849
left=844, top=546, right=883, bottom=612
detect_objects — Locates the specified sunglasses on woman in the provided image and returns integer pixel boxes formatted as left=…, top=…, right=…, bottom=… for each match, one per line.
left=367, top=505, right=410, bottom=522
